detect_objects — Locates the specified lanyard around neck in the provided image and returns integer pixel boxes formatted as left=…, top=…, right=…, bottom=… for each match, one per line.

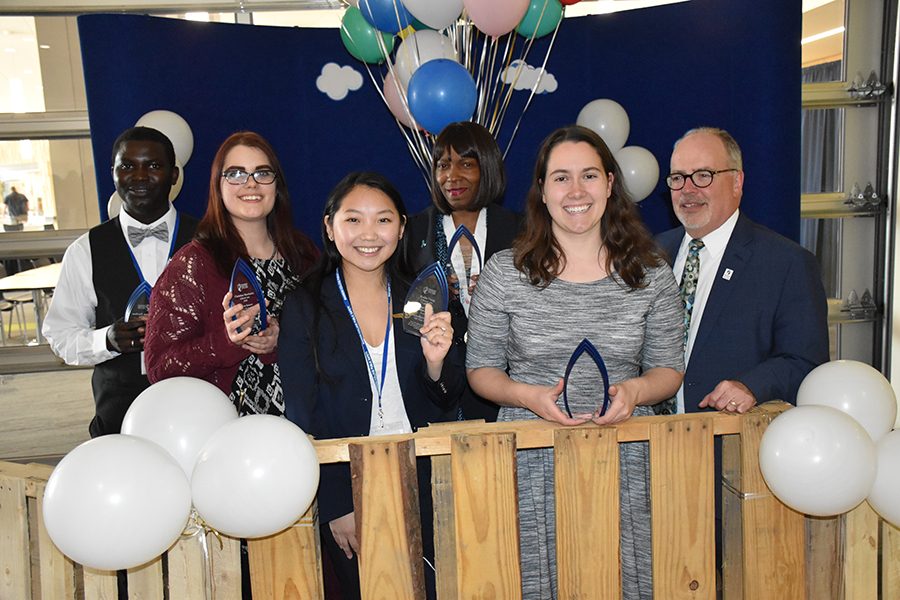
left=335, top=268, right=392, bottom=406
left=125, top=212, right=180, bottom=285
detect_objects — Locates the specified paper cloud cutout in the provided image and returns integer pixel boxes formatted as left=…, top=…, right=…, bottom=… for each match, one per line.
left=316, top=62, right=363, bottom=101
left=501, top=59, right=558, bottom=94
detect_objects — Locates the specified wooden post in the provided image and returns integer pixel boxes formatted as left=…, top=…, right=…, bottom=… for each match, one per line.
left=721, top=434, right=743, bottom=598
left=350, top=439, right=425, bottom=600
left=739, top=404, right=806, bottom=599
left=430, top=455, right=458, bottom=600
left=167, top=535, right=208, bottom=600
left=554, top=427, right=620, bottom=599
left=451, top=432, right=521, bottom=600
left=843, top=501, right=879, bottom=599
left=248, top=502, right=324, bottom=600
left=650, top=417, right=715, bottom=599
left=0, top=474, right=31, bottom=599
left=806, top=516, right=843, bottom=600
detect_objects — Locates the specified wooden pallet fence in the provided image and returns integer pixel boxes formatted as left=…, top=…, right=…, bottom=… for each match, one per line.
left=1, top=403, right=897, bottom=599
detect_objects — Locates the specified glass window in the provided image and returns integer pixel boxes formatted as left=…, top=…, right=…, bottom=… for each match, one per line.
left=802, top=0, right=846, bottom=80
left=801, top=107, right=844, bottom=194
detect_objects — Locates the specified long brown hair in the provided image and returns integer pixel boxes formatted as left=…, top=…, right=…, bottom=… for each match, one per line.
left=513, top=125, right=663, bottom=289
left=195, top=131, right=317, bottom=276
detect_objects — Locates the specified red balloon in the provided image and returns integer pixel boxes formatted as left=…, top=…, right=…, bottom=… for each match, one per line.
left=560, top=0, right=581, bottom=4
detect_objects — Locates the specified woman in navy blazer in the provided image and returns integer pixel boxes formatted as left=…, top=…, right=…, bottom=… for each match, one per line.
left=280, top=171, right=463, bottom=599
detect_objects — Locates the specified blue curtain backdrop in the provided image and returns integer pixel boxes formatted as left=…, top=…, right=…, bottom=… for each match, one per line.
left=78, top=0, right=801, bottom=241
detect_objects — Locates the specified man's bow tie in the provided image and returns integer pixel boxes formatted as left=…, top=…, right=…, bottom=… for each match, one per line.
left=127, top=223, right=169, bottom=247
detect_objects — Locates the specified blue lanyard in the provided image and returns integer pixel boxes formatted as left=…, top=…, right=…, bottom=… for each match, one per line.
left=335, top=269, right=392, bottom=412
left=125, top=212, right=181, bottom=285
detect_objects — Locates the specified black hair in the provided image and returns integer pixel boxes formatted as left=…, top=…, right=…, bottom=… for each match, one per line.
left=111, top=126, right=177, bottom=167
left=430, top=121, right=507, bottom=213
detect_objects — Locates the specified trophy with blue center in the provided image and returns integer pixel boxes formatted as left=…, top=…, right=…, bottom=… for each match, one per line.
left=562, top=338, right=611, bottom=419
left=229, top=258, right=267, bottom=334
left=401, top=262, right=449, bottom=336
left=446, top=224, right=483, bottom=293
left=124, top=281, right=153, bottom=321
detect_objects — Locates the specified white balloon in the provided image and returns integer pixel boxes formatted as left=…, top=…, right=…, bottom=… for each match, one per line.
left=868, top=429, right=900, bottom=527
left=759, top=405, right=876, bottom=517
left=107, top=191, right=122, bottom=219
left=192, top=415, right=320, bottom=538
left=402, top=0, right=463, bottom=29
left=576, top=99, right=630, bottom=153
left=797, top=360, right=897, bottom=443
left=615, top=146, right=660, bottom=202
left=169, top=159, right=184, bottom=202
left=393, top=30, right=458, bottom=89
left=121, top=377, right=237, bottom=479
left=42, top=435, right=191, bottom=571
left=135, top=110, right=194, bottom=166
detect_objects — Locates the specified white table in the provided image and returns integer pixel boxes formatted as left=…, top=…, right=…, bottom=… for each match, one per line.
left=0, top=263, right=62, bottom=344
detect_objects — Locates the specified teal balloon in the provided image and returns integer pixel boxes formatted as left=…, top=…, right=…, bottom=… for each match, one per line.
left=411, top=17, right=433, bottom=31
left=516, top=0, right=563, bottom=39
left=341, top=6, right=395, bottom=64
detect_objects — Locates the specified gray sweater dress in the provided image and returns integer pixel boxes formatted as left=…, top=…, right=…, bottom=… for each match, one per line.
left=466, top=250, right=684, bottom=600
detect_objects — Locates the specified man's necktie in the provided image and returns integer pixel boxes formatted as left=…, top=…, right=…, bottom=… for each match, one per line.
left=127, top=223, right=169, bottom=247
left=680, top=238, right=705, bottom=346
left=655, top=238, right=705, bottom=416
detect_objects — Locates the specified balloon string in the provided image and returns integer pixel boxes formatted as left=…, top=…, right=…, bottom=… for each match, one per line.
left=503, top=9, right=563, bottom=158
left=181, top=509, right=225, bottom=600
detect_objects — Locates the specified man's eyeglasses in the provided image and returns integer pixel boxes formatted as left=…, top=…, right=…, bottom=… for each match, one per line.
left=221, top=169, right=277, bottom=185
left=665, top=168, right=738, bottom=191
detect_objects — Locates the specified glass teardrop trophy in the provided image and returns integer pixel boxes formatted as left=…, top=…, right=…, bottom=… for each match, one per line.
left=402, top=263, right=449, bottom=336
left=124, top=281, right=153, bottom=321
left=562, top=338, right=611, bottom=418
left=229, top=258, right=267, bottom=334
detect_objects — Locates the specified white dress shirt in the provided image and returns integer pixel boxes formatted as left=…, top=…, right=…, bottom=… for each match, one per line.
left=673, top=209, right=740, bottom=413
left=42, top=204, right=177, bottom=366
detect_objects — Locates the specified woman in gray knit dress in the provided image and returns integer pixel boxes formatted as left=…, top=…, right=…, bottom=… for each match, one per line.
left=466, top=125, right=684, bottom=599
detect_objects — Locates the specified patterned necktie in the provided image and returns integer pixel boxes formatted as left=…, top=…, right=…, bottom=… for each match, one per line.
left=680, top=238, right=705, bottom=346
left=127, top=222, right=169, bottom=247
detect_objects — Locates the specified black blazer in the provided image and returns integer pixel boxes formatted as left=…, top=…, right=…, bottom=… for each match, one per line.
left=656, top=214, right=829, bottom=413
left=403, top=203, right=521, bottom=421
left=279, top=274, right=464, bottom=523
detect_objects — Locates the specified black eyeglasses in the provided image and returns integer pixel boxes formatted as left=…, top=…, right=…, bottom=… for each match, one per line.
left=221, top=169, right=277, bottom=185
left=665, top=168, right=738, bottom=190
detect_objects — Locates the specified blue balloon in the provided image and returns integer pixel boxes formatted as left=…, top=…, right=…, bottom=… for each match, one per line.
left=358, top=0, right=413, bottom=35
left=408, top=60, right=477, bottom=134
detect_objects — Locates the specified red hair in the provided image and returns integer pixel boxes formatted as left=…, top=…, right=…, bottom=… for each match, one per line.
left=195, top=131, right=317, bottom=276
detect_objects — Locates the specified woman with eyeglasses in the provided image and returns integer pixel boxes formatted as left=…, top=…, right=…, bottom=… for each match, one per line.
left=145, top=131, right=318, bottom=416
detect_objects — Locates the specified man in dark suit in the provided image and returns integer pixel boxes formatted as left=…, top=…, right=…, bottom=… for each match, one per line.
left=43, top=126, right=198, bottom=437
left=656, top=127, right=829, bottom=415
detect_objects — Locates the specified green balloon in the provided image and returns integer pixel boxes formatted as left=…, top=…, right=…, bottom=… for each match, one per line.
left=516, top=0, right=564, bottom=39
left=340, top=6, right=395, bottom=64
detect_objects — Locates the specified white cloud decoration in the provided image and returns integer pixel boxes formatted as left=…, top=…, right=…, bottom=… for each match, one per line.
left=316, top=62, right=363, bottom=101
left=501, top=59, right=558, bottom=94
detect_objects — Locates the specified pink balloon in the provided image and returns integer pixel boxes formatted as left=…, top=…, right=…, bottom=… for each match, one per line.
left=463, top=0, right=530, bottom=37
left=383, top=71, right=419, bottom=129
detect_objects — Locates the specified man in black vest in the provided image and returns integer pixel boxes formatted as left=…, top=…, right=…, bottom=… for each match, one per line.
left=43, top=126, right=198, bottom=437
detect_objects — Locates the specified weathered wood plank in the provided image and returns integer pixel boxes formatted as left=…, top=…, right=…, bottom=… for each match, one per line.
left=740, top=407, right=806, bottom=600
left=82, top=567, right=117, bottom=600
left=451, top=432, right=520, bottom=600
left=350, top=439, right=424, bottom=600
left=650, top=418, right=715, bottom=599
left=555, top=427, right=620, bottom=599
left=34, top=481, right=76, bottom=599
left=843, top=501, right=878, bottom=600
left=721, top=434, right=743, bottom=598
left=0, top=474, right=30, bottom=599
left=127, top=557, right=164, bottom=600
left=248, top=503, right=324, bottom=600
left=166, top=535, right=207, bottom=600
left=430, top=455, right=457, bottom=600
left=884, top=520, right=900, bottom=598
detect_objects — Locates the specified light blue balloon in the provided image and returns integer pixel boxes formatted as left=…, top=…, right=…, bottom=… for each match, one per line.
left=358, top=0, right=413, bottom=35
left=408, top=59, right=477, bottom=134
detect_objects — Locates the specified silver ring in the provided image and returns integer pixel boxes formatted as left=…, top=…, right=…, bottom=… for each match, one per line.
left=729, top=400, right=737, bottom=407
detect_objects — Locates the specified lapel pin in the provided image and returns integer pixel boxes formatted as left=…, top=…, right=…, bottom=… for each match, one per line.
left=723, top=268, right=734, bottom=281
